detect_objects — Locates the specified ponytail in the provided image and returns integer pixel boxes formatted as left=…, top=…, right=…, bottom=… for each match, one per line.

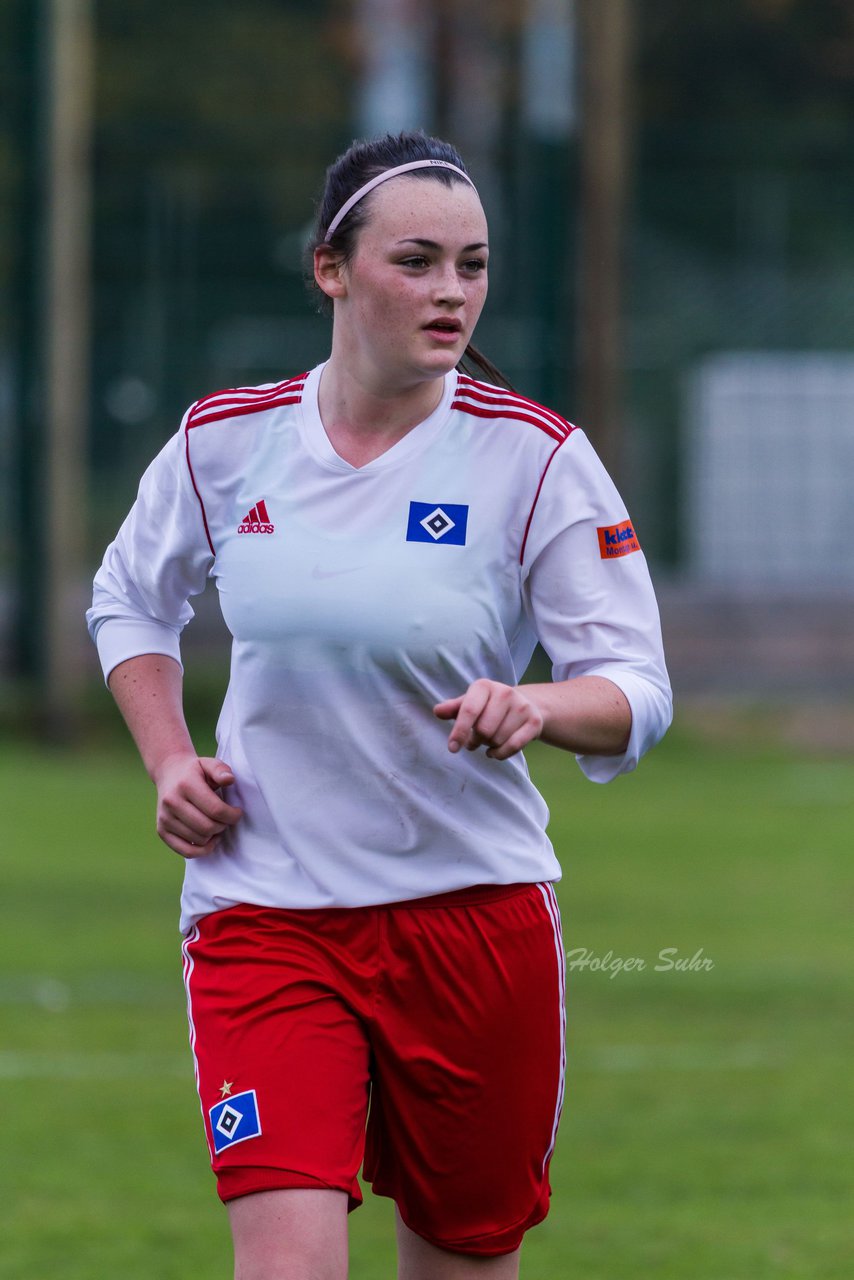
left=459, top=343, right=516, bottom=392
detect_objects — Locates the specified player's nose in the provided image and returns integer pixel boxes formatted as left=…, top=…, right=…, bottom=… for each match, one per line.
left=433, top=262, right=466, bottom=306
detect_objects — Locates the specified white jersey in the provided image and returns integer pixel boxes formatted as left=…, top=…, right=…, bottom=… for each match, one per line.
left=87, top=364, right=671, bottom=930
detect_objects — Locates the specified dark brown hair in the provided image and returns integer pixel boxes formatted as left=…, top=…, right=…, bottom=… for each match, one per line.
left=306, top=130, right=514, bottom=390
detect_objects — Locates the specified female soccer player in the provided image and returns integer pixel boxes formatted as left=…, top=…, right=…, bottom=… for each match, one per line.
left=87, top=130, right=671, bottom=1280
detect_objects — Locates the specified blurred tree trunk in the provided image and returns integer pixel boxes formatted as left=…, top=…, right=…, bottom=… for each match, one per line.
left=577, top=0, right=633, bottom=480
left=433, top=0, right=504, bottom=193
left=517, top=0, right=578, bottom=409
left=13, top=0, right=93, bottom=739
left=44, top=0, right=93, bottom=739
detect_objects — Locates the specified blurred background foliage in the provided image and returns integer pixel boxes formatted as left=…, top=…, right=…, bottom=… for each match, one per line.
left=1, top=0, right=854, bottom=730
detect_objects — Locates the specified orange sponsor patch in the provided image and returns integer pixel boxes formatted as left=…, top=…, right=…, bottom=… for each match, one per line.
left=597, top=519, right=641, bottom=559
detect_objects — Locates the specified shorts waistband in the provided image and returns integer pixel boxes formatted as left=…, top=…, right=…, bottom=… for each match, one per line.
left=383, top=882, right=537, bottom=910
left=190, top=883, right=552, bottom=935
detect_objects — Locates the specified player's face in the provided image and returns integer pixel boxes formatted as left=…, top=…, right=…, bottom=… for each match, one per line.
left=336, top=177, right=489, bottom=388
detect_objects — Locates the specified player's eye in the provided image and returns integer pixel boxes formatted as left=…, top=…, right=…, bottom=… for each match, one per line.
left=461, top=257, right=487, bottom=274
left=400, top=255, right=430, bottom=269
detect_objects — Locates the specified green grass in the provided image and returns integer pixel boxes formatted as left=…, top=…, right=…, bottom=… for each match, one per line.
left=2, top=721, right=853, bottom=1278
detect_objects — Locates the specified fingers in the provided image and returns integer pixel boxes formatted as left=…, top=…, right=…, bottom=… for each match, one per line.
left=484, top=719, right=540, bottom=761
left=433, top=681, right=543, bottom=760
left=159, top=810, right=225, bottom=847
left=443, top=681, right=492, bottom=754
left=199, top=757, right=237, bottom=793
left=156, top=800, right=226, bottom=858
left=432, top=697, right=464, bottom=721
left=158, top=784, right=237, bottom=842
left=158, top=829, right=223, bottom=861
left=155, top=754, right=243, bottom=860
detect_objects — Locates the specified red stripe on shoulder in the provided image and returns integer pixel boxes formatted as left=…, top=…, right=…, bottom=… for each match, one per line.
left=187, top=373, right=307, bottom=429
left=189, top=395, right=303, bottom=429
left=455, top=376, right=575, bottom=434
left=453, top=376, right=575, bottom=443
left=452, top=399, right=566, bottom=444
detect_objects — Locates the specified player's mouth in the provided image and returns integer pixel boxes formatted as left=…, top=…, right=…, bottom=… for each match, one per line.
left=423, top=318, right=463, bottom=343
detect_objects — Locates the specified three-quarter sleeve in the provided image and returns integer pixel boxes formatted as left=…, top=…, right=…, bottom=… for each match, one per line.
left=522, top=430, right=672, bottom=782
left=85, top=414, right=214, bottom=684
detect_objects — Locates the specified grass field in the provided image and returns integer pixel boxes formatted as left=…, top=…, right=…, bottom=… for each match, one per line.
left=2, top=717, right=853, bottom=1278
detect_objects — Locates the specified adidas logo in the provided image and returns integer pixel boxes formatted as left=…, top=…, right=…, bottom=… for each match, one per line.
left=238, top=499, right=275, bottom=535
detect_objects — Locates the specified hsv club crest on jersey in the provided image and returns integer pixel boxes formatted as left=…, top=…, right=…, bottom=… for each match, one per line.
left=209, top=1089, right=262, bottom=1153
left=406, top=501, right=469, bottom=545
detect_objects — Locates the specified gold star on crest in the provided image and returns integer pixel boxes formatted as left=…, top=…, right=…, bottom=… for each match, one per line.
left=219, top=1079, right=234, bottom=1098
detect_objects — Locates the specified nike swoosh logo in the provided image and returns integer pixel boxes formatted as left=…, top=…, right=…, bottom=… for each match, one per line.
left=310, top=564, right=365, bottom=580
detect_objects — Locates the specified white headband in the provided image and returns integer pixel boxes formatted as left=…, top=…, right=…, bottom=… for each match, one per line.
left=325, top=159, right=477, bottom=240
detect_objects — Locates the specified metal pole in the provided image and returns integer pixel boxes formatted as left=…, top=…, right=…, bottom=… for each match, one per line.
left=10, top=0, right=45, bottom=691
left=41, top=0, right=94, bottom=738
left=577, top=0, right=632, bottom=479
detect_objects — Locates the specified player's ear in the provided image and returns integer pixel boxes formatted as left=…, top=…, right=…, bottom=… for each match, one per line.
left=314, top=245, right=348, bottom=301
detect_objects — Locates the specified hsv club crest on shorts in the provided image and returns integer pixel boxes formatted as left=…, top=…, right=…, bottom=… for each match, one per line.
left=406, top=501, right=469, bottom=545
left=209, top=1089, right=262, bottom=1153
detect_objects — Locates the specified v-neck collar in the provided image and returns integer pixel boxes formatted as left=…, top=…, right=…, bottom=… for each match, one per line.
left=298, top=363, right=457, bottom=474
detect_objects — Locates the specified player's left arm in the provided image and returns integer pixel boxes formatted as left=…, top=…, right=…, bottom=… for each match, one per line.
left=433, top=674, right=630, bottom=761
left=434, top=430, right=670, bottom=775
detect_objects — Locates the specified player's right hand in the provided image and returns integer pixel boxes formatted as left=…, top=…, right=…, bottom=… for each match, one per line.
left=152, top=752, right=243, bottom=859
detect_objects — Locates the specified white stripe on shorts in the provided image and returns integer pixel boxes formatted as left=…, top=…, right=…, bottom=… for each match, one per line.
left=537, top=882, right=567, bottom=1171
left=181, top=925, right=212, bottom=1157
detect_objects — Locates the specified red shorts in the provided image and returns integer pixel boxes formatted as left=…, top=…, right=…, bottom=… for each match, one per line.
left=181, top=882, right=566, bottom=1257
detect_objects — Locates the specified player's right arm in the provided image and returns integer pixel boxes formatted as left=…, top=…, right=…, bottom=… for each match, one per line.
left=87, top=415, right=242, bottom=857
left=108, top=653, right=242, bottom=860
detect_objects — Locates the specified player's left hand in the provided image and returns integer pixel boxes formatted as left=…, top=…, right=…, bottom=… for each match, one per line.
left=433, top=679, right=544, bottom=761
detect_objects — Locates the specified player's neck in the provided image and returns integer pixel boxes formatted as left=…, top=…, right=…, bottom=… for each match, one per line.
left=317, top=359, right=445, bottom=464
